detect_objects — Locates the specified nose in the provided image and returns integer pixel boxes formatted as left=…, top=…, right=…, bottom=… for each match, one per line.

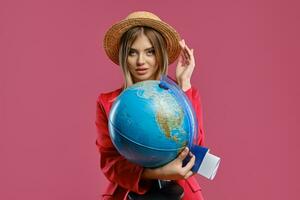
left=137, top=53, right=145, bottom=66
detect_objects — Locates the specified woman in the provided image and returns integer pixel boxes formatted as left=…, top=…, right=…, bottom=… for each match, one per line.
left=95, top=11, right=205, bottom=199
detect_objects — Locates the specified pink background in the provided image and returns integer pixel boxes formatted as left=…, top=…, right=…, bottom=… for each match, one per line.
left=1, top=0, right=299, bottom=199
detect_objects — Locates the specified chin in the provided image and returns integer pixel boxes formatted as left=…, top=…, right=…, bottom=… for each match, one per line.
left=134, top=75, right=151, bottom=82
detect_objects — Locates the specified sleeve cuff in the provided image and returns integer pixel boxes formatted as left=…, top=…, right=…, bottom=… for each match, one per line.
left=184, top=87, right=193, bottom=99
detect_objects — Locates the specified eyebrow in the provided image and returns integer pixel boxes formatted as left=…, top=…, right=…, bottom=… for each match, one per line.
left=130, top=47, right=154, bottom=51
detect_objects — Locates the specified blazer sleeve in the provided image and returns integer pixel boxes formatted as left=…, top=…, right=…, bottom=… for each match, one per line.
left=95, top=94, right=152, bottom=194
left=184, top=87, right=205, bottom=146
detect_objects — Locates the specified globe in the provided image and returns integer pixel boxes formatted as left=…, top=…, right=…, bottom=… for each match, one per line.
left=108, top=76, right=198, bottom=168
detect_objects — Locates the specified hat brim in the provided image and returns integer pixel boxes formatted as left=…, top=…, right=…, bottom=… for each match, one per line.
left=103, top=18, right=181, bottom=66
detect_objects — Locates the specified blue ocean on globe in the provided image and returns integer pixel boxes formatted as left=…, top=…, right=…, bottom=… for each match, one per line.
left=108, top=76, right=198, bottom=168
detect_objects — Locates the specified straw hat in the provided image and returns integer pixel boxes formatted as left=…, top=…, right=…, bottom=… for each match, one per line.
left=103, top=11, right=181, bottom=65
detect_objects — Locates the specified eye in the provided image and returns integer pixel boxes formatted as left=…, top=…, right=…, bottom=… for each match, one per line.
left=146, top=49, right=155, bottom=56
left=128, top=50, right=137, bottom=56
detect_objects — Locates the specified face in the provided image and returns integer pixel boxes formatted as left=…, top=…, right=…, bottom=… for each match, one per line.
left=127, top=33, right=158, bottom=83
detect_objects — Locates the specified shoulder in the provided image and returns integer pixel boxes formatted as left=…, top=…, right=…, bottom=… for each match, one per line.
left=96, top=87, right=123, bottom=106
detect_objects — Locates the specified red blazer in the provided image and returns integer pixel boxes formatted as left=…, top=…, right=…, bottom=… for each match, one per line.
left=95, top=84, right=205, bottom=200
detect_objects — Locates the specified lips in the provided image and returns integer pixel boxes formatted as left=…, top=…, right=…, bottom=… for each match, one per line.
left=136, top=68, right=148, bottom=71
left=136, top=68, right=148, bottom=75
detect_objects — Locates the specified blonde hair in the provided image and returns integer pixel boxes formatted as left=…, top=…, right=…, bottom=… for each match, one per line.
left=119, top=26, right=169, bottom=88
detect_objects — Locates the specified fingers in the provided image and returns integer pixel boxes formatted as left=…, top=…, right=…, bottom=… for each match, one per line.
left=179, top=39, right=195, bottom=64
left=184, top=171, right=194, bottom=179
left=180, top=40, right=191, bottom=57
left=182, top=151, right=195, bottom=179
left=177, top=147, right=189, bottom=161
left=179, top=40, right=190, bottom=61
left=177, top=50, right=183, bottom=64
left=182, top=151, right=195, bottom=172
left=161, top=147, right=195, bottom=180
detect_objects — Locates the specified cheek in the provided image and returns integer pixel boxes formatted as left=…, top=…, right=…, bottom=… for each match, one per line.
left=127, top=57, right=135, bottom=66
left=127, top=58, right=136, bottom=73
left=147, top=56, right=157, bottom=66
